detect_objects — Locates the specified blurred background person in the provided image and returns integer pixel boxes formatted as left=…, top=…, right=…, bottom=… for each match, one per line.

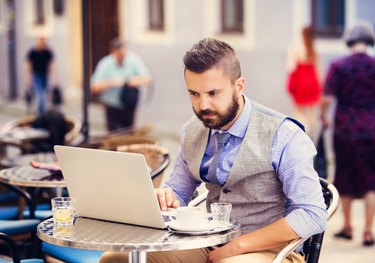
left=91, top=38, right=152, bottom=131
left=286, top=25, right=321, bottom=138
left=26, top=36, right=55, bottom=115
left=321, top=21, right=375, bottom=246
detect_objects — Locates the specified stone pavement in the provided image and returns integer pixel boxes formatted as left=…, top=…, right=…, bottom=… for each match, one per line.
left=1, top=92, right=374, bottom=262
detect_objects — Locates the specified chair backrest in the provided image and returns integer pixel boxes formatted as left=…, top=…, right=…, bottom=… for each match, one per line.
left=0, top=181, right=36, bottom=219
left=0, top=231, right=43, bottom=263
left=302, top=178, right=339, bottom=263
left=116, top=143, right=170, bottom=188
left=102, top=134, right=159, bottom=151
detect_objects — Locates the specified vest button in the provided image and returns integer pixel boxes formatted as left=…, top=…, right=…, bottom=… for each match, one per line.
left=223, top=188, right=231, bottom=194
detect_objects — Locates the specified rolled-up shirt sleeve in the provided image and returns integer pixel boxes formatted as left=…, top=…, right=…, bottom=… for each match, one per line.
left=273, top=120, right=328, bottom=238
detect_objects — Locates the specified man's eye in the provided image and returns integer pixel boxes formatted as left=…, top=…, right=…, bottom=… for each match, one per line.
left=209, top=90, right=220, bottom=96
left=189, top=92, right=199, bottom=97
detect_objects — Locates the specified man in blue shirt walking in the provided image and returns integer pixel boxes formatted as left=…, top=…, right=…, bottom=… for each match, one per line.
left=91, top=38, right=152, bottom=131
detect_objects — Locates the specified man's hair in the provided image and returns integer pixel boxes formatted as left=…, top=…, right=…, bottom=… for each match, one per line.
left=183, top=38, right=241, bottom=84
left=109, top=38, right=126, bottom=51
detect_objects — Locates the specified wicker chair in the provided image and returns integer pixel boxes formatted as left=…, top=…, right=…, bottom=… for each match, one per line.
left=116, top=143, right=170, bottom=188
left=101, top=134, right=159, bottom=151
left=77, top=124, right=154, bottom=150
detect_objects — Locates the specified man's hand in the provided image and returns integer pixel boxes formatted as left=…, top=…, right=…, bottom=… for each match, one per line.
left=155, top=187, right=181, bottom=211
left=111, top=79, right=125, bottom=87
left=207, top=242, right=239, bottom=263
left=127, top=76, right=152, bottom=87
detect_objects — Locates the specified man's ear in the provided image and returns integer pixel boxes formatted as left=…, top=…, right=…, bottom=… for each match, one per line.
left=236, top=77, right=245, bottom=95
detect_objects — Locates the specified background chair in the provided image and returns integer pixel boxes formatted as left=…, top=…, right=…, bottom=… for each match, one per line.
left=117, top=143, right=170, bottom=188
left=77, top=124, right=154, bottom=150
left=0, top=113, right=81, bottom=154
left=0, top=232, right=43, bottom=263
left=272, top=177, right=340, bottom=263
left=102, top=134, right=158, bottom=151
left=41, top=243, right=103, bottom=263
left=0, top=183, right=42, bottom=261
left=0, top=182, right=36, bottom=220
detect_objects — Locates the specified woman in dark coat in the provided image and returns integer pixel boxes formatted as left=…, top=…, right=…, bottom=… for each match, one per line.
left=321, top=22, right=375, bottom=246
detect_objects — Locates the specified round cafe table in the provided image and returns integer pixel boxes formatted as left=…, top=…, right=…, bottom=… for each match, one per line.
left=0, top=165, right=64, bottom=188
left=0, top=152, right=57, bottom=169
left=0, top=151, right=63, bottom=188
left=37, top=217, right=241, bottom=263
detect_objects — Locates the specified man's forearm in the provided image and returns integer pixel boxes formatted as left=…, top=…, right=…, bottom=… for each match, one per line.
left=226, top=218, right=299, bottom=254
left=91, top=80, right=118, bottom=93
left=127, top=76, right=152, bottom=87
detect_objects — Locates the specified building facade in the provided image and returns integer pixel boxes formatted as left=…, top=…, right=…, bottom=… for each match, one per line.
left=0, top=0, right=374, bottom=134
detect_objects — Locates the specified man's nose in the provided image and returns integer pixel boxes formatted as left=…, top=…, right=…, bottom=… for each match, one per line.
left=199, top=97, right=210, bottom=110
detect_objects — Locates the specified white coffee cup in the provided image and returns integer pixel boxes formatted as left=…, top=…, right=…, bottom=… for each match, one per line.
left=176, top=207, right=206, bottom=226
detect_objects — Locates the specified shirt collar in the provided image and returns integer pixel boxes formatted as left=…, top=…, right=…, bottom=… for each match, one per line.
left=211, top=95, right=252, bottom=138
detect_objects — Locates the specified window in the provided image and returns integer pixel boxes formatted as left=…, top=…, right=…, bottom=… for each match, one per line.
left=312, top=0, right=345, bottom=37
left=221, top=0, right=244, bottom=34
left=34, top=0, right=45, bottom=25
left=148, top=0, right=164, bottom=31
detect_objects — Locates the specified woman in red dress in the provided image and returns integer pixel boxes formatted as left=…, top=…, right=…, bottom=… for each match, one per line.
left=286, top=26, right=321, bottom=137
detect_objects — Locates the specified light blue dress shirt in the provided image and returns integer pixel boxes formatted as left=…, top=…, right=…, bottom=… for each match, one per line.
left=91, top=52, right=150, bottom=108
left=165, top=98, right=327, bottom=239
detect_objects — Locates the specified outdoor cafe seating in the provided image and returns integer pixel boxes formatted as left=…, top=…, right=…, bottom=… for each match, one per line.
left=0, top=113, right=81, bottom=155
left=0, top=181, right=41, bottom=262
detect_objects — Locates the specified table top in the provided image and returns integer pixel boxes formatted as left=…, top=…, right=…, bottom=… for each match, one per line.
left=0, top=152, right=57, bottom=168
left=0, top=127, right=49, bottom=144
left=0, top=165, right=65, bottom=188
left=37, top=217, right=241, bottom=252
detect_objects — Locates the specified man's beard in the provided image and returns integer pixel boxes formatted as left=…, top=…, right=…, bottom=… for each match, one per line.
left=194, top=94, right=239, bottom=129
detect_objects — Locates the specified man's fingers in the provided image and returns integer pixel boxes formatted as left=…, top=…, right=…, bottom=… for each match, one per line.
left=156, top=188, right=178, bottom=211
left=165, top=188, right=174, bottom=207
left=156, top=188, right=168, bottom=211
left=171, top=199, right=181, bottom=208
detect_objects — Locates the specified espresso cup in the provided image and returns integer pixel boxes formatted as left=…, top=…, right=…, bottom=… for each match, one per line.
left=176, top=207, right=206, bottom=226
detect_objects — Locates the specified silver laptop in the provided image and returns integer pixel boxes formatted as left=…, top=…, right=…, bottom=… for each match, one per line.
left=54, top=145, right=167, bottom=229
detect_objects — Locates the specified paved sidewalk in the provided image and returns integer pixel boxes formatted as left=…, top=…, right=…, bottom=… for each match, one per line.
left=1, top=94, right=374, bottom=262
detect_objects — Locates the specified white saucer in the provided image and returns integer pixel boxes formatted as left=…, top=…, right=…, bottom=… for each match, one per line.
left=168, top=220, right=232, bottom=235
left=168, top=220, right=216, bottom=232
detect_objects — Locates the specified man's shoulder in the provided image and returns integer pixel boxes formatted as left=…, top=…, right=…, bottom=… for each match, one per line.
left=251, top=100, right=304, bottom=131
left=180, top=116, right=207, bottom=138
left=251, top=100, right=287, bottom=121
left=182, top=115, right=204, bottom=131
left=98, top=54, right=114, bottom=64
left=126, top=52, right=145, bottom=64
left=27, top=49, right=36, bottom=58
left=95, top=55, right=116, bottom=69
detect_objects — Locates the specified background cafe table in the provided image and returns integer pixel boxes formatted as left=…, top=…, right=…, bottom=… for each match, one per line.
left=37, top=217, right=241, bottom=263
left=0, top=153, right=64, bottom=188
left=0, top=126, right=50, bottom=154
left=0, top=165, right=64, bottom=188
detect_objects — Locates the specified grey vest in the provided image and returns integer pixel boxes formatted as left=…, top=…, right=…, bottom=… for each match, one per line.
left=182, top=101, right=290, bottom=234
